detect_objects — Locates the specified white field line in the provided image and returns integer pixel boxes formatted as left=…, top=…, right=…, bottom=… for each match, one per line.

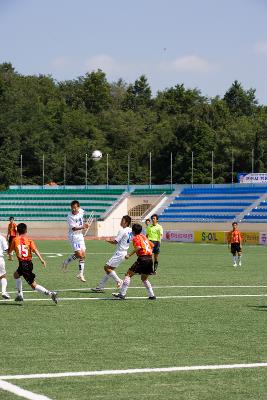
left=5, top=285, right=267, bottom=295
left=1, top=294, right=267, bottom=303
left=2, top=362, right=267, bottom=381
left=0, top=379, right=52, bottom=400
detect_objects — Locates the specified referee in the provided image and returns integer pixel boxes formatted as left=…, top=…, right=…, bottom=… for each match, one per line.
left=146, top=214, right=163, bottom=273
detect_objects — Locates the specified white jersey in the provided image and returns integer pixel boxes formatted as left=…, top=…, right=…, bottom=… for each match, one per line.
left=0, top=234, right=8, bottom=257
left=115, top=227, right=132, bottom=252
left=67, top=209, right=85, bottom=237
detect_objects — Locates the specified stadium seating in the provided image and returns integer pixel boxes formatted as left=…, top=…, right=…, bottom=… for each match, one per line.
left=131, top=188, right=174, bottom=195
left=0, top=188, right=125, bottom=221
left=159, top=186, right=267, bottom=222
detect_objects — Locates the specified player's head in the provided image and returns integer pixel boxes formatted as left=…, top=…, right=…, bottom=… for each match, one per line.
left=121, top=215, right=131, bottom=228
left=145, top=218, right=150, bottom=226
left=132, top=223, right=142, bottom=236
left=232, top=221, right=238, bottom=229
left=71, top=200, right=80, bottom=214
left=17, top=223, right=27, bottom=235
left=151, top=214, right=158, bottom=224
left=9, top=216, right=14, bottom=222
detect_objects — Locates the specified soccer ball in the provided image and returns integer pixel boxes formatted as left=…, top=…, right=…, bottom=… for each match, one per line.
left=92, top=150, right=102, bottom=161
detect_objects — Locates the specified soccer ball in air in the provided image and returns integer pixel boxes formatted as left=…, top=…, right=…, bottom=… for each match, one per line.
left=92, top=150, right=102, bottom=161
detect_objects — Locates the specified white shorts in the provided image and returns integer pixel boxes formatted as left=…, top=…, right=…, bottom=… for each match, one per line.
left=0, top=258, right=6, bottom=277
left=106, top=251, right=127, bottom=268
left=69, top=234, right=86, bottom=252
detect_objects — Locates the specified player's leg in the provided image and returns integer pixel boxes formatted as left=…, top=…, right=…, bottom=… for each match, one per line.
left=237, top=248, right=242, bottom=266
left=141, top=274, right=156, bottom=300
left=152, top=241, right=160, bottom=273
left=13, top=270, right=23, bottom=301
left=231, top=244, right=237, bottom=267
left=31, top=280, right=58, bottom=304
left=93, top=253, right=124, bottom=291
left=0, top=259, right=9, bottom=299
left=112, top=269, right=134, bottom=299
left=76, top=249, right=86, bottom=282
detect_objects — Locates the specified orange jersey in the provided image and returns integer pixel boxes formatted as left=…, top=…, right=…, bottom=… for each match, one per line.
left=9, top=235, right=36, bottom=261
left=8, top=222, right=17, bottom=237
left=133, top=234, right=154, bottom=256
left=227, top=229, right=242, bottom=244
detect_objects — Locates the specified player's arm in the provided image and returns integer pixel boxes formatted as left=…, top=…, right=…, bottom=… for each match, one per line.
left=125, top=243, right=140, bottom=259
left=33, top=248, right=46, bottom=268
left=106, top=238, right=118, bottom=245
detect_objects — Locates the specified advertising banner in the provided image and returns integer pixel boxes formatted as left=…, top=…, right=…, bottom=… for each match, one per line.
left=164, top=231, right=194, bottom=242
left=259, top=232, right=267, bottom=245
left=238, top=173, right=267, bottom=184
left=241, top=232, right=259, bottom=245
left=194, top=231, right=226, bottom=244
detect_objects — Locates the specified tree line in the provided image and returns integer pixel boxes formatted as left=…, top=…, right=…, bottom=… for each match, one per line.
left=0, top=61, right=266, bottom=189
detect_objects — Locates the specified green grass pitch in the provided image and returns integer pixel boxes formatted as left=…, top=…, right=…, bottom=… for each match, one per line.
left=1, top=240, right=267, bottom=399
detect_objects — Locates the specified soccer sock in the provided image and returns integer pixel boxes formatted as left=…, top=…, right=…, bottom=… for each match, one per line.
left=143, top=280, right=155, bottom=297
left=109, top=270, right=121, bottom=284
left=34, top=284, right=50, bottom=296
left=120, top=276, right=130, bottom=296
left=232, top=255, right=237, bottom=264
left=15, top=278, right=23, bottom=295
left=98, top=273, right=110, bottom=289
left=64, top=254, right=77, bottom=266
left=238, top=254, right=242, bottom=263
left=1, top=277, right=7, bottom=293
left=79, top=260, right=85, bottom=274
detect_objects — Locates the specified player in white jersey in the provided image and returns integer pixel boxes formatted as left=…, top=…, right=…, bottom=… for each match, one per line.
left=91, top=215, right=132, bottom=292
left=62, top=200, right=90, bottom=282
left=0, top=234, right=10, bottom=299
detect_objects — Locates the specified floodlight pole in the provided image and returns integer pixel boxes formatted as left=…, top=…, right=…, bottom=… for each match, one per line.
left=63, top=154, right=66, bottom=188
left=20, top=154, right=23, bottom=189
left=127, top=154, right=130, bottom=191
left=231, top=149, right=234, bottom=184
left=42, top=154, right=45, bottom=188
left=191, top=151, right=194, bottom=187
left=211, top=151, right=214, bottom=187
left=149, top=152, right=152, bottom=188
left=85, top=153, right=88, bottom=188
left=170, top=152, right=173, bottom=189
left=251, top=148, right=254, bottom=173
left=106, top=153, right=109, bottom=188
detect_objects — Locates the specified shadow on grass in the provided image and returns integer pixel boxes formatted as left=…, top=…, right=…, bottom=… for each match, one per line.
left=247, top=305, right=267, bottom=311
left=0, top=302, right=23, bottom=307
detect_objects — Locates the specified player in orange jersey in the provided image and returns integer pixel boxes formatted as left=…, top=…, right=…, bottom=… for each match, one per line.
left=112, top=223, right=156, bottom=300
left=9, top=223, right=58, bottom=303
left=6, top=216, right=17, bottom=261
left=227, top=221, right=242, bottom=267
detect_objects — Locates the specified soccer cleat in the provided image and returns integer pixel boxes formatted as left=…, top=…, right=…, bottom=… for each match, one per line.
left=112, top=292, right=125, bottom=300
left=2, top=292, right=10, bottom=300
left=238, top=261, right=242, bottom=267
left=91, top=287, right=104, bottom=293
left=77, top=273, right=86, bottom=282
left=148, top=296, right=156, bottom=300
left=15, top=294, right=23, bottom=302
left=233, top=263, right=237, bottom=267
left=51, top=291, right=58, bottom=304
left=116, top=279, right=123, bottom=289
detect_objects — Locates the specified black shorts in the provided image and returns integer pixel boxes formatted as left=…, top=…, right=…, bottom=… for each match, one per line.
left=230, top=243, right=242, bottom=255
left=151, top=241, right=161, bottom=254
left=129, top=255, right=154, bottom=275
left=16, top=260, right=35, bottom=285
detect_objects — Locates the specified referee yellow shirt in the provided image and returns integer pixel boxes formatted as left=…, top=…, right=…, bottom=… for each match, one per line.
left=146, top=223, right=163, bottom=241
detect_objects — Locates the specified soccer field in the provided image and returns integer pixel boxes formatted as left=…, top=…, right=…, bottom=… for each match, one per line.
left=1, top=240, right=267, bottom=400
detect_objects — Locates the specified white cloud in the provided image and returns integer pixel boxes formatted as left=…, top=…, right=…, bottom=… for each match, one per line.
left=159, top=55, right=216, bottom=73
left=85, top=54, right=118, bottom=73
left=50, top=56, right=69, bottom=69
left=254, top=40, right=267, bottom=54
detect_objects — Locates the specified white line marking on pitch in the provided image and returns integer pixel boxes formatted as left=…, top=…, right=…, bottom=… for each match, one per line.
left=1, top=293, right=267, bottom=303
left=6, top=285, right=267, bottom=295
left=0, top=379, right=52, bottom=399
left=2, top=362, right=267, bottom=380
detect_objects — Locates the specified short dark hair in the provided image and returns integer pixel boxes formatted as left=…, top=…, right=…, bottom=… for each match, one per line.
left=145, top=218, right=150, bottom=222
left=9, top=216, right=14, bottom=221
left=122, top=215, right=131, bottom=227
left=151, top=214, right=158, bottom=221
left=132, top=223, right=142, bottom=235
left=17, top=223, right=27, bottom=234
left=232, top=221, right=238, bottom=226
left=71, top=200, right=80, bottom=207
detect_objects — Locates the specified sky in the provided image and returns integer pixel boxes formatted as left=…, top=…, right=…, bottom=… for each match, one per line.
left=1, top=0, right=267, bottom=103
